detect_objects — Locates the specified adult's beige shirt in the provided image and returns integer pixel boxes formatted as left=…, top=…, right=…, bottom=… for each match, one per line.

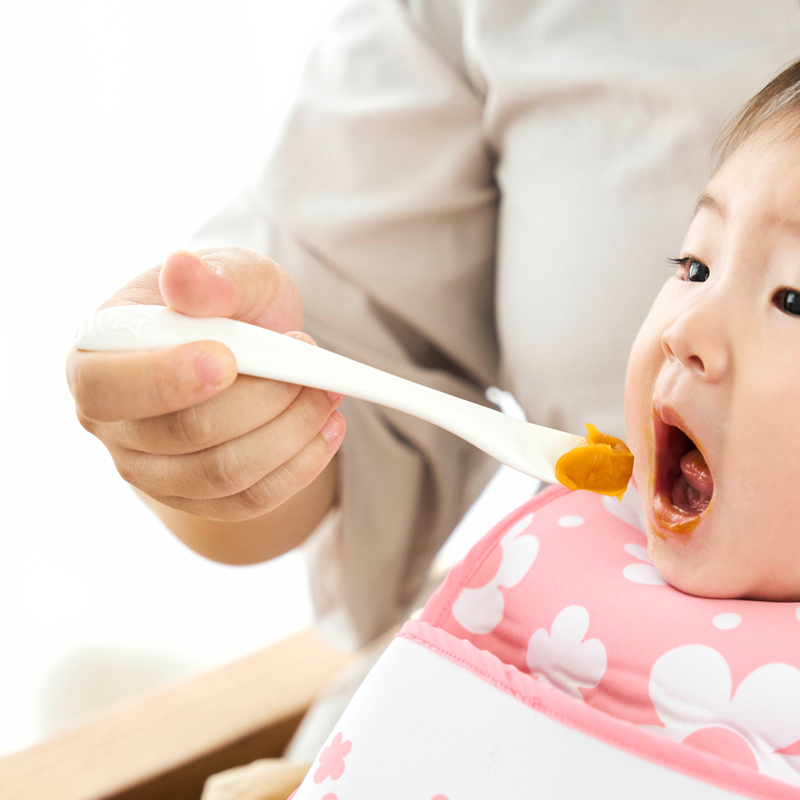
left=193, top=0, right=800, bottom=647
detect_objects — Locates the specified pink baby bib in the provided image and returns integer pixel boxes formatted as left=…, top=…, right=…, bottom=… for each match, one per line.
left=421, top=484, right=800, bottom=784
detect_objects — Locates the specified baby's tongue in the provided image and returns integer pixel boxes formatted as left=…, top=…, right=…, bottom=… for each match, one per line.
left=673, top=448, right=713, bottom=512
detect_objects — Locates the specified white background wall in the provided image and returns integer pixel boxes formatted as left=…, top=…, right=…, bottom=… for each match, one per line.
left=0, top=0, right=351, bottom=757
left=0, top=0, right=538, bottom=759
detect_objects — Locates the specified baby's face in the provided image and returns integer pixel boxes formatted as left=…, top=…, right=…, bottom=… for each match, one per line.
left=625, top=124, right=800, bottom=601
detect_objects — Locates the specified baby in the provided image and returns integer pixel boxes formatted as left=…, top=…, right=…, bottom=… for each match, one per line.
left=626, top=57, right=800, bottom=603
left=287, top=59, right=800, bottom=798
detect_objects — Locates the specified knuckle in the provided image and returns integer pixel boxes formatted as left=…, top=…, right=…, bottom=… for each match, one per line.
left=267, top=378, right=303, bottom=412
left=237, top=466, right=292, bottom=515
left=203, top=499, right=260, bottom=523
left=69, top=361, right=104, bottom=421
left=112, top=453, right=140, bottom=488
left=242, top=246, right=280, bottom=275
left=273, top=459, right=304, bottom=491
left=232, top=483, right=275, bottom=517
left=235, top=453, right=314, bottom=515
left=226, top=443, right=328, bottom=520
left=76, top=411, right=99, bottom=436
left=232, top=471, right=291, bottom=517
left=285, top=447, right=328, bottom=490
left=258, top=253, right=281, bottom=276
left=162, top=404, right=215, bottom=450
left=201, top=447, right=249, bottom=496
left=294, top=390, right=329, bottom=433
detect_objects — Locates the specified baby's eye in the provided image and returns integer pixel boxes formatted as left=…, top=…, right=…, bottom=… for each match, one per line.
left=774, top=288, right=800, bottom=317
left=687, top=260, right=710, bottom=282
left=669, top=256, right=710, bottom=282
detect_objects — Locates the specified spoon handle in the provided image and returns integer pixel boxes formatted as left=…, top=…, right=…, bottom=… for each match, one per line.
left=73, top=305, right=575, bottom=482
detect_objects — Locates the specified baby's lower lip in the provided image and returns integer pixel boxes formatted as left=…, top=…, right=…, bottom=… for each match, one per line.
left=650, top=409, right=714, bottom=536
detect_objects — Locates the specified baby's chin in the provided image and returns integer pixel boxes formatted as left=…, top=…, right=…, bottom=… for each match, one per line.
left=641, top=483, right=746, bottom=599
left=648, top=540, right=724, bottom=598
left=644, top=519, right=724, bottom=596
left=645, top=517, right=800, bottom=602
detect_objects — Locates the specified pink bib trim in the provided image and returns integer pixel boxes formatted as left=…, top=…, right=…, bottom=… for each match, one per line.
left=398, top=618, right=800, bottom=800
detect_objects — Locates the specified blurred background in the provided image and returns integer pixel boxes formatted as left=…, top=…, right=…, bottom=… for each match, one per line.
left=0, top=0, right=538, bottom=758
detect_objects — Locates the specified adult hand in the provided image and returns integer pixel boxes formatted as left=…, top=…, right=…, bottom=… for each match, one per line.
left=66, top=248, right=345, bottom=522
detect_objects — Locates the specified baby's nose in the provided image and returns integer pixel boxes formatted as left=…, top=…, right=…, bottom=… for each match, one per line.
left=661, top=311, right=729, bottom=383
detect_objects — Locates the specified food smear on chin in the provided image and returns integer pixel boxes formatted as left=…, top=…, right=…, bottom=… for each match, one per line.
left=555, top=423, right=634, bottom=500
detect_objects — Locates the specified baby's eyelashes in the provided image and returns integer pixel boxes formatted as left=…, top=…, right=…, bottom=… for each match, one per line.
left=667, top=257, right=800, bottom=316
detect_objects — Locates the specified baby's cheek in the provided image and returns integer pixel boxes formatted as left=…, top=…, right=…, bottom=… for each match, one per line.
left=624, top=327, right=660, bottom=490
left=631, top=451, right=650, bottom=498
left=623, top=381, right=650, bottom=487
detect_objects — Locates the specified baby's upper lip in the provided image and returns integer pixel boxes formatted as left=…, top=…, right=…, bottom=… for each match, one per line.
left=654, top=399, right=694, bottom=441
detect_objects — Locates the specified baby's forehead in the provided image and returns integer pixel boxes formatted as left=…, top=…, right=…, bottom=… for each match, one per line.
left=695, top=135, right=800, bottom=237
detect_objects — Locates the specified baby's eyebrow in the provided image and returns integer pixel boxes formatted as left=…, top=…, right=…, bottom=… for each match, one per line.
left=693, top=192, right=726, bottom=221
left=694, top=190, right=800, bottom=237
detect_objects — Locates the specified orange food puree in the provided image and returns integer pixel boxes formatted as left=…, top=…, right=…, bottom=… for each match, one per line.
left=555, top=424, right=634, bottom=500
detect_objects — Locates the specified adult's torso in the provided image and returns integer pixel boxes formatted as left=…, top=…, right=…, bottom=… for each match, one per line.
left=436, top=0, right=800, bottom=435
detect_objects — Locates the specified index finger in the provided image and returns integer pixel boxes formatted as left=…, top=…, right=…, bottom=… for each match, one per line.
left=66, top=339, right=237, bottom=422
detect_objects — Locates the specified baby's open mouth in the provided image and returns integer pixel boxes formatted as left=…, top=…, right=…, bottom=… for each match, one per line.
left=652, top=407, right=714, bottom=534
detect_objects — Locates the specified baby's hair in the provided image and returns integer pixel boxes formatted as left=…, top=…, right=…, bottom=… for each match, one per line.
left=714, top=57, right=800, bottom=169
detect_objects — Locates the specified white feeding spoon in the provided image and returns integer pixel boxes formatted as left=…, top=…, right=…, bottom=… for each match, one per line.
left=73, top=305, right=583, bottom=485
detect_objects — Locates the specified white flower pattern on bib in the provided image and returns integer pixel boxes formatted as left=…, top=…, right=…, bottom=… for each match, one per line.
left=527, top=605, right=607, bottom=699
left=644, top=645, right=800, bottom=785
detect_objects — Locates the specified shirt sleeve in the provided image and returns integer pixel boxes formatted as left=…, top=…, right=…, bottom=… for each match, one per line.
left=191, top=0, right=499, bottom=647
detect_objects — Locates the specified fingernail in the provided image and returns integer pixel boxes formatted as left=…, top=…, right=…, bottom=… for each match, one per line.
left=198, top=256, right=222, bottom=275
left=321, top=413, right=341, bottom=444
left=327, top=392, right=344, bottom=404
left=197, top=256, right=233, bottom=287
left=286, top=330, right=315, bottom=345
left=196, top=351, right=227, bottom=387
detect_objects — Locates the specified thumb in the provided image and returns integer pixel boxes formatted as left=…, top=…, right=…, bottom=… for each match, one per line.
left=159, top=247, right=303, bottom=332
